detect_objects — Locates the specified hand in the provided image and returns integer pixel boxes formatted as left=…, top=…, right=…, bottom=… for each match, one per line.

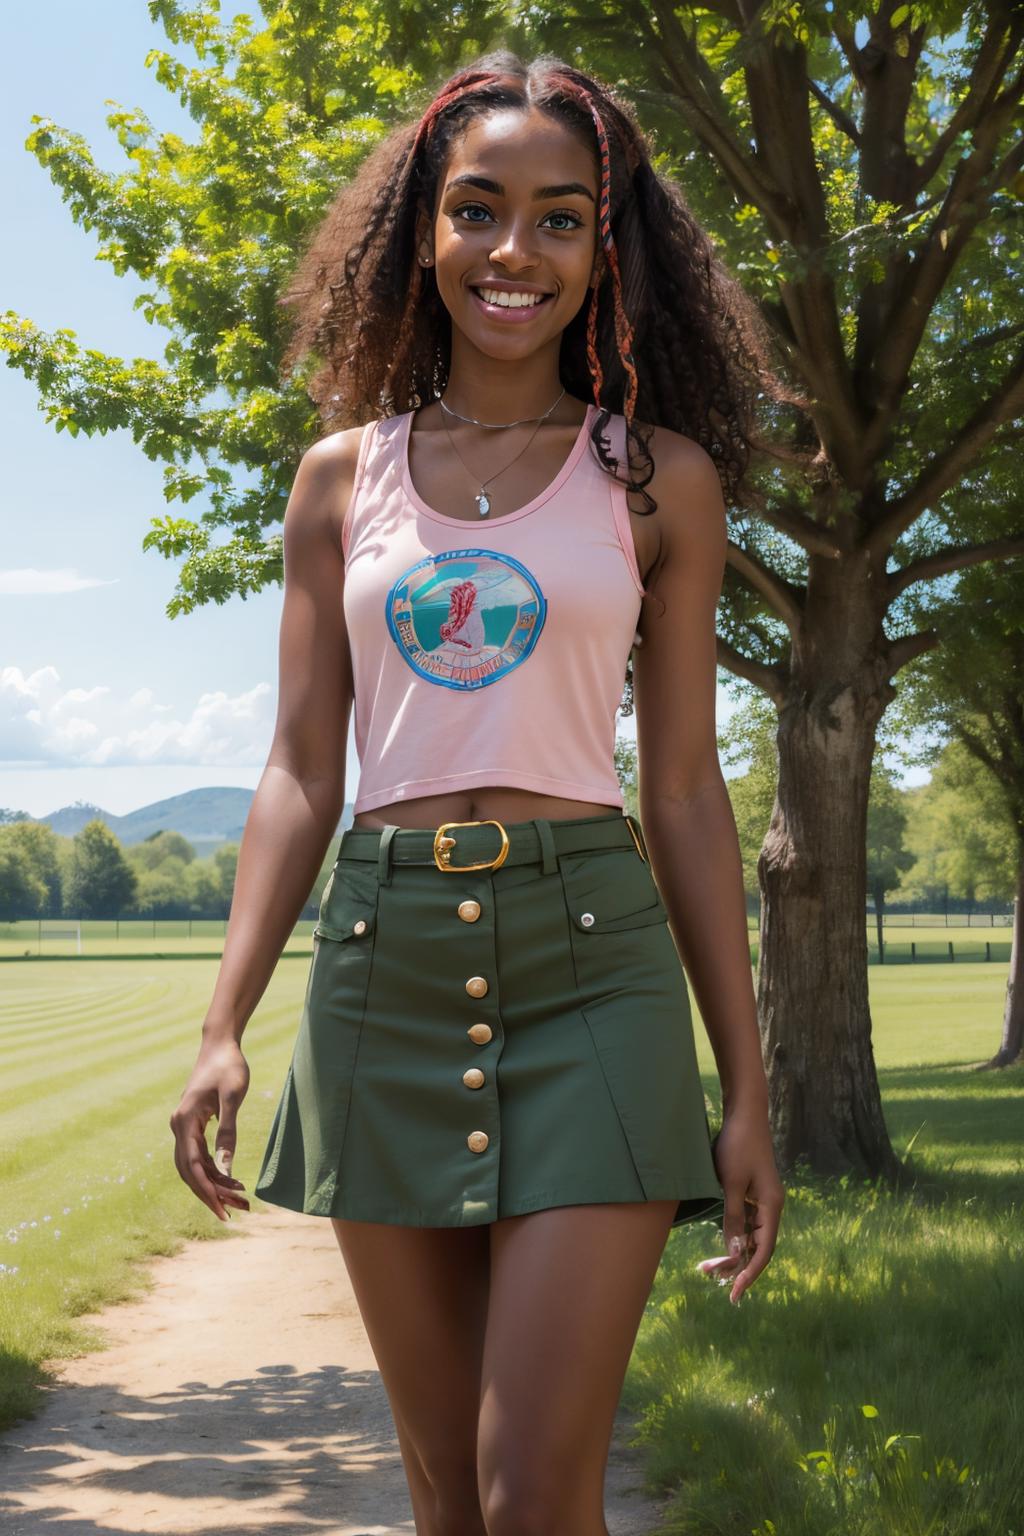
left=169, top=1037, right=252, bottom=1222
left=697, top=1106, right=784, bottom=1304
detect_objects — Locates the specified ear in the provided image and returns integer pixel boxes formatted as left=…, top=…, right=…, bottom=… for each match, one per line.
left=414, top=203, right=434, bottom=267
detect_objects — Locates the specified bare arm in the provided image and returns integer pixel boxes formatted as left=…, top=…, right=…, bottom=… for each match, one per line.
left=632, top=429, right=784, bottom=1301
left=203, top=431, right=361, bottom=1041
left=169, top=424, right=364, bottom=1219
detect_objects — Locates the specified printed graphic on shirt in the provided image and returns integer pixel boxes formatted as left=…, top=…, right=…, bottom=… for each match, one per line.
left=385, top=548, right=547, bottom=690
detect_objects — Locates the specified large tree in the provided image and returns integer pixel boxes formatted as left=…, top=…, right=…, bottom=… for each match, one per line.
left=518, top=0, right=1024, bottom=1178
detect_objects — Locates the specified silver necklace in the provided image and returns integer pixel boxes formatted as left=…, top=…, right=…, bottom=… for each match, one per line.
left=438, top=391, right=564, bottom=429
left=437, top=388, right=566, bottom=517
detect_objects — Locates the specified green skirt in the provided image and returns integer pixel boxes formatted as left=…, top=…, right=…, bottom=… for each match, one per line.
left=254, top=810, right=725, bottom=1230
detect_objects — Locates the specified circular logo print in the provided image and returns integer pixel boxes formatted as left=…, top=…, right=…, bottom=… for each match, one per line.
left=385, top=548, right=547, bottom=690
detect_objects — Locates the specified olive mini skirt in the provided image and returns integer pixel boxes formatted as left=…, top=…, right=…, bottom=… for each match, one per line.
left=253, top=810, right=725, bottom=1230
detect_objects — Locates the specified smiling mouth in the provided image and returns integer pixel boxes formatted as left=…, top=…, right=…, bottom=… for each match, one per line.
left=469, top=286, right=555, bottom=320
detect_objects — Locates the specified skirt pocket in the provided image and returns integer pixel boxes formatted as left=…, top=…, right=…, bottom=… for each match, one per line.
left=254, top=859, right=379, bottom=1214
left=560, top=845, right=719, bottom=1202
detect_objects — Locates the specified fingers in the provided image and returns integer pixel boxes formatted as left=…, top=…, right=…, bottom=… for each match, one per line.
left=696, top=1205, right=782, bottom=1304
left=729, top=1218, right=775, bottom=1303
left=170, top=1110, right=249, bottom=1220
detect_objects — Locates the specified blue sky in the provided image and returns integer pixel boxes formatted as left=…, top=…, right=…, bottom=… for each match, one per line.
left=0, top=4, right=921, bottom=820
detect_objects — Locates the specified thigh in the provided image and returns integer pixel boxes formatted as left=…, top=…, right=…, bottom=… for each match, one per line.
left=478, top=1200, right=677, bottom=1527
left=331, top=1218, right=490, bottom=1517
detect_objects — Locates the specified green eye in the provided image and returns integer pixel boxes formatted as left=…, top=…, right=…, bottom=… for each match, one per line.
left=543, top=210, right=584, bottom=231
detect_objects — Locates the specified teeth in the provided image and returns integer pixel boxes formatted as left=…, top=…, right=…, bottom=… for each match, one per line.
left=477, top=288, right=546, bottom=308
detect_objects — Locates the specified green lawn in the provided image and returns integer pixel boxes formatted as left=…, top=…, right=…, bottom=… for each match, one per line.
left=1, top=958, right=1021, bottom=1535
left=625, top=963, right=1024, bottom=1536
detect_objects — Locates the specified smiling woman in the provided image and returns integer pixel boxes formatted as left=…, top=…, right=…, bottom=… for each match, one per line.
left=169, top=48, right=788, bottom=1536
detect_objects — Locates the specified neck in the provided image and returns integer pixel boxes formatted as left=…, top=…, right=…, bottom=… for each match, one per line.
left=440, top=333, right=576, bottom=424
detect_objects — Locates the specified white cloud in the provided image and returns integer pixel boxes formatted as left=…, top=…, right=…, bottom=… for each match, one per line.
left=0, top=568, right=118, bottom=595
left=0, top=666, right=274, bottom=767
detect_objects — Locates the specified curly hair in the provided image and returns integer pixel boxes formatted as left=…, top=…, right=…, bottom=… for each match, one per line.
left=276, top=50, right=797, bottom=519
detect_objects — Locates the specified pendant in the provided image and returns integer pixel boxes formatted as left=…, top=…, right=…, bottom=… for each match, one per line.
left=476, top=490, right=491, bottom=517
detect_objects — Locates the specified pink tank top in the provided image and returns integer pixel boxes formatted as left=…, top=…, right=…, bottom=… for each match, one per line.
left=341, top=402, right=646, bottom=816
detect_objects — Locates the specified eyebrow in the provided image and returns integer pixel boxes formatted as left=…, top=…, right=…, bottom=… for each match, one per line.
left=445, top=173, right=595, bottom=203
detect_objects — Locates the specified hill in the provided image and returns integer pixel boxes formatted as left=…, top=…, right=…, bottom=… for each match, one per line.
left=40, top=787, right=256, bottom=852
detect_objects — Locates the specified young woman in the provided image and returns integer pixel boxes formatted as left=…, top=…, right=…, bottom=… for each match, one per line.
left=171, top=51, right=786, bottom=1535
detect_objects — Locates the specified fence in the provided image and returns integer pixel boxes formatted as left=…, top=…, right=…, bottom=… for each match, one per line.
left=1, top=918, right=316, bottom=959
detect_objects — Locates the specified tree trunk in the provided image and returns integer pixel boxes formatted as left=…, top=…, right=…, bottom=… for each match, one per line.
left=756, top=561, right=904, bottom=1181
left=988, top=853, right=1024, bottom=1067
left=873, top=886, right=885, bottom=964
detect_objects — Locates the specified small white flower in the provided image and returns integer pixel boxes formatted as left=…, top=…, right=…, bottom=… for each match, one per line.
left=62, top=1207, right=71, bottom=1214
left=29, top=1221, right=37, bottom=1229
left=117, top=1175, right=125, bottom=1184
left=54, top=1230, right=61, bottom=1239
left=6, top=1231, right=17, bottom=1243
left=43, top=1214, right=51, bottom=1222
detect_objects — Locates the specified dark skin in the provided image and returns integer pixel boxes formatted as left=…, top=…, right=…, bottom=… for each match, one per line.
left=170, top=106, right=784, bottom=1533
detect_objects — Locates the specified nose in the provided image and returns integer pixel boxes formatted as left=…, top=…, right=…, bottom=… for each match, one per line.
left=488, top=217, right=541, bottom=272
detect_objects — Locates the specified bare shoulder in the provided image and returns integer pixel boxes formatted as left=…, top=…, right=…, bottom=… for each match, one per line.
left=284, top=423, right=370, bottom=550
left=640, top=420, right=727, bottom=554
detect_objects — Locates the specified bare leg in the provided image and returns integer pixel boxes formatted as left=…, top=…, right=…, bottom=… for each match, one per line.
left=478, top=1199, right=678, bottom=1536
left=331, top=1217, right=490, bottom=1536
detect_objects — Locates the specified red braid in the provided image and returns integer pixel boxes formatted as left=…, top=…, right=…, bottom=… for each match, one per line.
left=387, top=68, right=511, bottom=397
left=550, top=76, right=639, bottom=433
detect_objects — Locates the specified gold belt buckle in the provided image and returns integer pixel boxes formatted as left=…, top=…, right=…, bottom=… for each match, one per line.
left=433, top=818, right=511, bottom=873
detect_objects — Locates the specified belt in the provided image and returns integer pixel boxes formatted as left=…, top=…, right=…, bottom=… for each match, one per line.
left=338, top=811, right=649, bottom=873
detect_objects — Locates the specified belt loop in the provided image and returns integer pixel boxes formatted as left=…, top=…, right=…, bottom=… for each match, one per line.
left=377, top=823, right=399, bottom=886
left=625, top=812, right=649, bottom=862
left=531, top=816, right=558, bottom=875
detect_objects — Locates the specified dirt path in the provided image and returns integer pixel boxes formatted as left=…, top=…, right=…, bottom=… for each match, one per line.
left=0, top=1205, right=674, bottom=1535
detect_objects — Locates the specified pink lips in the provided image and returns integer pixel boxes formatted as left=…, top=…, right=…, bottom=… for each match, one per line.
left=470, top=288, right=553, bottom=324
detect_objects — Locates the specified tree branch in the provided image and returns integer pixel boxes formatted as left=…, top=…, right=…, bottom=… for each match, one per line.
left=727, top=540, right=804, bottom=632
left=808, top=77, right=860, bottom=146
left=885, top=628, right=940, bottom=674
left=866, top=91, right=1024, bottom=458
left=914, top=17, right=1024, bottom=191
left=866, top=349, right=1024, bottom=556
left=716, top=636, right=788, bottom=703
left=748, top=501, right=845, bottom=559
left=887, top=533, right=1024, bottom=598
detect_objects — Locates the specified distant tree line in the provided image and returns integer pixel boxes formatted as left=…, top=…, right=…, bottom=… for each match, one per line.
left=0, top=815, right=337, bottom=921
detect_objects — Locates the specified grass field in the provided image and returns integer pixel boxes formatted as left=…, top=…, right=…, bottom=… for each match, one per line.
left=1, top=957, right=1021, bottom=1534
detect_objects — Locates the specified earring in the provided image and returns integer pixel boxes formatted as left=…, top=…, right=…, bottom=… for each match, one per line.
left=419, top=253, right=433, bottom=267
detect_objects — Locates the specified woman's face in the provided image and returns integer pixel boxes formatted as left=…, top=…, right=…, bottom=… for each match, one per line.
left=423, top=106, right=600, bottom=362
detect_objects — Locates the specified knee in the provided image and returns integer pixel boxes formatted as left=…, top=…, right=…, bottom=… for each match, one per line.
left=426, top=1467, right=487, bottom=1536
left=481, top=1474, right=571, bottom=1536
